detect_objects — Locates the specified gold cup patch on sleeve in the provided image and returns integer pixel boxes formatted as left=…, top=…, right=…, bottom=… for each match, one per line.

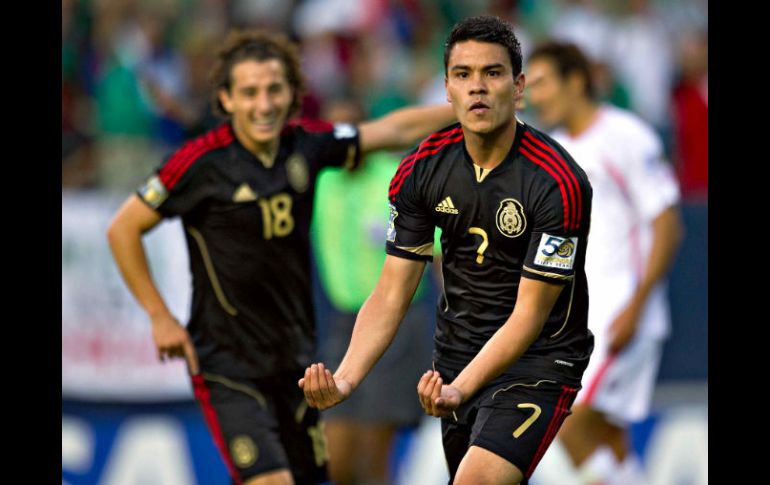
left=139, top=175, right=169, bottom=209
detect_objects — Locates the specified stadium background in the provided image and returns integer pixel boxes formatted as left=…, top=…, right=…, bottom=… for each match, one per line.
left=62, top=0, right=707, bottom=483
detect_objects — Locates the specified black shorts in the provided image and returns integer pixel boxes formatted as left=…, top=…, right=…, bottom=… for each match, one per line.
left=436, top=364, right=579, bottom=483
left=192, top=372, right=327, bottom=485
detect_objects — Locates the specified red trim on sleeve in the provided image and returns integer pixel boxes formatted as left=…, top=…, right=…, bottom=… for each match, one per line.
left=523, top=131, right=584, bottom=230
left=521, top=137, right=579, bottom=231
left=519, top=145, right=573, bottom=232
left=388, top=127, right=464, bottom=201
left=286, top=118, right=334, bottom=133
left=159, top=124, right=234, bottom=189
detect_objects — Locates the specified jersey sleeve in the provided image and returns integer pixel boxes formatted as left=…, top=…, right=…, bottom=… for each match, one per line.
left=136, top=152, right=212, bottom=218
left=622, top=129, right=681, bottom=221
left=384, top=154, right=435, bottom=262
left=521, top=180, right=589, bottom=284
left=296, top=120, right=362, bottom=171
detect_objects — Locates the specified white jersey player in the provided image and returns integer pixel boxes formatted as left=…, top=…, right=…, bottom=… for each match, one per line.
left=526, top=41, right=684, bottom=485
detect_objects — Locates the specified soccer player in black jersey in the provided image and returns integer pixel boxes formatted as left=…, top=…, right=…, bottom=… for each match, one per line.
left=300, top=16, right=594, bottom=485
left=107, top=29, right=455, bottom=485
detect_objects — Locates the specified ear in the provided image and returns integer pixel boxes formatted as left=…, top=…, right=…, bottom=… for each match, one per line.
left=513, top=73, right=526, bottom=105
left=445, top=76, right=451, bottom=103
left=218, top=88, right=234, bottom=114
left=566, top=71, right=585, bottom=96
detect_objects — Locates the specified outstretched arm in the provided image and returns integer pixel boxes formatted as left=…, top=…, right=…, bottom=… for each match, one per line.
left=107, top=195, right=199, bottom=375
left=300, top=255, right=426, bottom=409
left=358, top=104, right=456, bottom=154
left=418, top=277, right=564, bottom=417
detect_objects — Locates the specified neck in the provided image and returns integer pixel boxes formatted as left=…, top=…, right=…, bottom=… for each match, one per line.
left=233, top=123, right=280, bottom=168
left=464, top=118, right=518, bottom=169
left=565, top=99, right=600, bottom=138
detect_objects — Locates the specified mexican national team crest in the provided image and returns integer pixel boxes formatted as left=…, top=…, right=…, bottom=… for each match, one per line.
left=496, top=198, right=526, bottom=238
left=386, top=203, right=398, bottom=242
left=230, top=435, right=258, bottom=468
left=286, top=153, right=309, bottom=193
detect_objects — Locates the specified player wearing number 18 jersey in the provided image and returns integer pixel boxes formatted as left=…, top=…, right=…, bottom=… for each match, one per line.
left=107, top=29, right=456, bottom=485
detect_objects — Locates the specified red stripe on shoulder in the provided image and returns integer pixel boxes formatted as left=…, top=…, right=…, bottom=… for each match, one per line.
left=521, top=137, right=578, bottom=231
left=519, top=145, right=571, bottom=232
left=160, top=124, right=234, bottom=189
left=389, top=128, right=464, bottom=201
left=286, top=118, right=334, bottom=133
left=389, top=127, right=462, bottom=192
left=523, top=131, right=583, bottom=230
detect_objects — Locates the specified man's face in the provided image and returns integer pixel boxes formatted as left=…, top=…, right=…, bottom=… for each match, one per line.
left=525, top=58, right=573, bottom=129
left=445, top=40, right=523, bottom=136
left=218, top=58, right=294, bottom=150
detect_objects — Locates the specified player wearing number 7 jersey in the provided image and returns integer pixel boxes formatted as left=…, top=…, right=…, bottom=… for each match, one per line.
left=106, top=29, right=455, bottom=485
left=300, top=16, right=593, bottom=485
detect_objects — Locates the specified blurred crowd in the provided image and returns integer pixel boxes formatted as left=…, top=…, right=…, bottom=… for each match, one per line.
left=61, top=0, right=707, bottom=199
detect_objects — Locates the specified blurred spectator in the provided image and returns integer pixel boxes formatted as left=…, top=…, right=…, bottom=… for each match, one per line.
left=606, top=0, right=675, bottom=139
left=671, top=29, right=708, bottom=201
left=62, top=0, right=97, bottom=187
left=90, top=0, right=165, bottom=190
left=549, top=0, right=614, bottom=64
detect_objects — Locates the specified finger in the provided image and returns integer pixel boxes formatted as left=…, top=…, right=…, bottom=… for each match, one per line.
left=428, top=375, right=443, bottom=415
left=323, top=368, right=338, bottom=399
left=422, top=373, right=440, bottom=415
left=432, top=376, right=443, bottom=407
left=416, top=371, right=434, bottom=410
left=303, top=367, right=317, bottom=408
left=315, top=363, right=333, bottom=403
left=183, top=340, right=200, bottom=376
left=168, top=346, right=184, bottom=359
left=298, top=377, right=305, bottom=389
left=308, top=364, right=326, bottom=406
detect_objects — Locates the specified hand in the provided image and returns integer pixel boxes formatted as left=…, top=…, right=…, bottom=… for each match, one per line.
left=298, top=363, right=353, bottom=410
left=151, top=312, right=199, bottom=375
left=607, top=300, right=642, bottom=355
left=417, top=370, right=464, bottom=418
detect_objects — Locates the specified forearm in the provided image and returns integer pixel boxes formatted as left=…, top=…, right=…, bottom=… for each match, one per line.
left=359, top=104, right=456, bottom=153
left=633, top=206, right=684, bottom=303
left=450, top=308, right=545, bottom=401
left=450, top=277, right=564, bottom=401
left=334, top=256, right=425, bottom=389
left=334, top=288, right=412, bottom=389
left=107, top=220, right=170, bottom=319
left=386, top=104, right=456, bottom=145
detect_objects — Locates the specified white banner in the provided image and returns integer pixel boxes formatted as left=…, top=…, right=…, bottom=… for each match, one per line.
left=62, top=191, right=193, bottom=401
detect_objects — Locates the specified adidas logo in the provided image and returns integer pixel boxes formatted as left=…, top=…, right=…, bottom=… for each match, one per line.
left=435, top=196, right=459, bottom=214
left=232, top=183, right=258, bottom=202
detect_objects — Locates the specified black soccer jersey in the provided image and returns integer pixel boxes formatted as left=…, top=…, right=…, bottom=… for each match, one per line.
left=137, top=120, right=361, bottom=379
left=386, top=121, right=593, bottom=386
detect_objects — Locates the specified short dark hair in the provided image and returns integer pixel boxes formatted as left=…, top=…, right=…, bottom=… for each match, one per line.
left=528, top=41, right=596, bottom=99
left=444, top=15, right=522, bottom=77
left=209, top=29, right=305, bottom=118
